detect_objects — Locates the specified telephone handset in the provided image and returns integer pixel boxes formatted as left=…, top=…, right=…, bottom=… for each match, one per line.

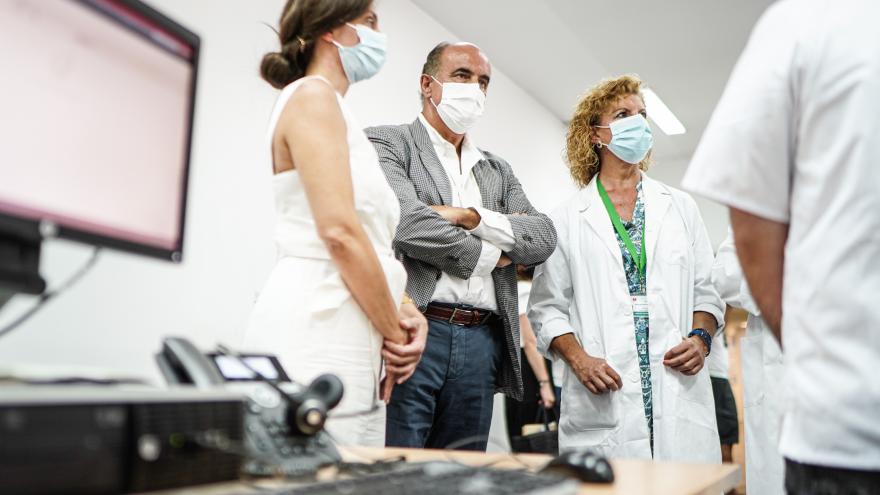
left=157, top=337, right=225, bottom=387
left=155, top=337, right=343, bottom=477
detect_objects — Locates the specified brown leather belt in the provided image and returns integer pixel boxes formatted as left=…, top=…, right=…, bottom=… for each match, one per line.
left=423, top=303, right=497, bottom=327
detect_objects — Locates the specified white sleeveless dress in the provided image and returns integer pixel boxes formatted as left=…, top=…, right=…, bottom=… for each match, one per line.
left=244, top=76, right=407, bottom=447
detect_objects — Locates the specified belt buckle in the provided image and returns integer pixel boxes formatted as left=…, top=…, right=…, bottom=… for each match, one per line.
left=448, top=307, right=463, bottom=325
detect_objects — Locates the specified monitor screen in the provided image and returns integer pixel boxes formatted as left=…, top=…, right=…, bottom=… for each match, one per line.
left=0, top=0, right=199, bottom=261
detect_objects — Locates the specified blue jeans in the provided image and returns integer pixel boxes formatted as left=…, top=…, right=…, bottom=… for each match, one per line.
left=385, top=316, right=502, bottom=451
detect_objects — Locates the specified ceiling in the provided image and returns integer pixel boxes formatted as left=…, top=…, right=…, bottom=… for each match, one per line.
left=412, top=0, right=774, bottom=163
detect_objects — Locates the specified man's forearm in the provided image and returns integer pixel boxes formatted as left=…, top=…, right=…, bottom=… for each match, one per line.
left=550, top=333, right=590, bottom=367
left=730, top=207, right=788, bottom=341
left=690, top=311, right=718, bottom=355
left=692, top=311, right=718, bottom=336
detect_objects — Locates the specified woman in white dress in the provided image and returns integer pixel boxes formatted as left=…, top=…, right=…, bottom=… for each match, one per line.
left=245, top=0, right=427, bottom=447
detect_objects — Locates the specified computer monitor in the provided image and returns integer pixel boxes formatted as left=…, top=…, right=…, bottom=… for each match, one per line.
left=0, top=0, right=200, bottom=294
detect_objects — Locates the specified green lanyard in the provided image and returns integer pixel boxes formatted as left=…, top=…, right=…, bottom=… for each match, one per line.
left=597, top=178, right=647, bottom=277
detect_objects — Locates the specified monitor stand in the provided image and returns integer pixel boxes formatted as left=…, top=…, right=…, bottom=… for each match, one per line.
left=0, top=226, right=47, bottom=301
left=0, top=288, right=13, bottom=312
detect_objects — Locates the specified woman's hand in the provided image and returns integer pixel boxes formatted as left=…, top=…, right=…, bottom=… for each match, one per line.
left=382, top=301, right=428, bottom=384
left=539, top=381, right=556, bottom=409
left=571, top=354, right=622, bottom=394
left=663, top=336, right=707, bottom=375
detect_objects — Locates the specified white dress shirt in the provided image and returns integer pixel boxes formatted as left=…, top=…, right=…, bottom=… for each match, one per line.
left=683, top=0, right=880, bottom=470
left=418, top=114, right=515, bottom=312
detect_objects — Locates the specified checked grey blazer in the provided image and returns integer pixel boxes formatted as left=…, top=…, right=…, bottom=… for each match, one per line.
left=365, top=119, right=558, bottom=400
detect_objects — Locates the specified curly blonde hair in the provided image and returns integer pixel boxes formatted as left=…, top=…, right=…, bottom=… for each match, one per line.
left=566, top=74, right=652, bottom=188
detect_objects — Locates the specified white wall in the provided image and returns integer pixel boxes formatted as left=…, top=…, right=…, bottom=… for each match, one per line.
left=647, top=159, right=730, bottom=246
left=0, top=0, right=573, bottom=382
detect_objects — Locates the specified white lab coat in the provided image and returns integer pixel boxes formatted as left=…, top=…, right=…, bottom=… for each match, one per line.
left=712, top=232, right=785, bottom=495
left=529, top=174, right=724, bottom=463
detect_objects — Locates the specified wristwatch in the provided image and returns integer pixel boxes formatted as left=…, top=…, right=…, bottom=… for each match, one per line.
left=687, top=328, right=712, bottom=357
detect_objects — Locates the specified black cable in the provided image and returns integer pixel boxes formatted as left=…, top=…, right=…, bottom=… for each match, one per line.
left=0, top=247, right=101, bottom=341
left=439, top=434, right=536, bottom=471
left=442, top=434, right=493, bottom=451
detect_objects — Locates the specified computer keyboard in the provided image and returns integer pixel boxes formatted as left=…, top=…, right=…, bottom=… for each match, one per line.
left=269, top=461, right=580, bottom=495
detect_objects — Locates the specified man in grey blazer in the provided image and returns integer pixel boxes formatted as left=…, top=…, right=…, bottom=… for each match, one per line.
left=365, top=42, right=557, bottom=451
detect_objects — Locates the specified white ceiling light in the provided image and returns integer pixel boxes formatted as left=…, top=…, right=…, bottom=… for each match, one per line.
left=643, top=88, right=686, bottom=135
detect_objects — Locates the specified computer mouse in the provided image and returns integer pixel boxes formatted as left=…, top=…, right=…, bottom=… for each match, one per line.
left=540, top=449, right=615, bottom=483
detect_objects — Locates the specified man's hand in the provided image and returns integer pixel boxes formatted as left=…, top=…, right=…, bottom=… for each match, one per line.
left=663, top=336, right=707, bottom=375
left=430, top=205, right=481, bottom=230
left=571, top=354, right=622, bottom=394
left=382, top=303, right=428, bottom=384
left=496, top=254, right=512, bottom=267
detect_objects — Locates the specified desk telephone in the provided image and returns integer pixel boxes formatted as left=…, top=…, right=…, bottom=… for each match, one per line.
left=156, top=337, right=343, bottom=477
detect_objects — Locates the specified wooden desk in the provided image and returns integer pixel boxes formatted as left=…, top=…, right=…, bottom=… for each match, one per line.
left=350, top=447, right=741, bottom=495
left=156, top=447, right=740, bottom=495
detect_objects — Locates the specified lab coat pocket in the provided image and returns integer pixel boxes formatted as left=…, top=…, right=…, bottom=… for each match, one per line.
left=740, top=333, right=765, bottom=408
left=671, top=369, right=720, bottom=462
left=672, top=368, right=714, bottom=406
left=561, top=384, right=619, bottom=435
left=663, top=248, right=688, bottom=269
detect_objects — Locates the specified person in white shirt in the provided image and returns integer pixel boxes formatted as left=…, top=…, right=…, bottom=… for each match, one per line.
left=366, top=42, right=557, bottom=451
left=713, top=229, right=785, bottom=495
left=683, top=0, right=880, bottom=491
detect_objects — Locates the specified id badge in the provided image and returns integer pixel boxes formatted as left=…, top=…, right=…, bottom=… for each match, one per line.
left=631, top=295, right=649, bottom=318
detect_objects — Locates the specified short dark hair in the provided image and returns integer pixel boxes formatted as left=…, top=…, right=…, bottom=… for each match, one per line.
left=421, top=42, right=450, bottom=79
left=420, top=42, right=450, bottom=102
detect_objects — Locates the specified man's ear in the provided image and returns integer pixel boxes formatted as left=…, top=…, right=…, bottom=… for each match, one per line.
left=420, top=74, right=433, bottom=100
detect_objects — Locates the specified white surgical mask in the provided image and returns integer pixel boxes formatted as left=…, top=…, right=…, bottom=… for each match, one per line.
left=427, top=75, right=485, bottom=134
left=595, top=114, right=653, bottom=165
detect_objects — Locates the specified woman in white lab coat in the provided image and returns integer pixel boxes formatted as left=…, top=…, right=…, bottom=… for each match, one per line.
left=712, top=230, right=785, bottom=493
left=529, top=75, right=724, bottom=462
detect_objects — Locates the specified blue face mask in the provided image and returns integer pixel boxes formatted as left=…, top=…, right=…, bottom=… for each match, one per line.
left=331, top=23, right=387, bottom=84
left=596, top=114, right=654, bottom=164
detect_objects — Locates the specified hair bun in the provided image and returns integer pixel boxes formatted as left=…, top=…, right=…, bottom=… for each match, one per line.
left=260, top=51, right=297, bottom=89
